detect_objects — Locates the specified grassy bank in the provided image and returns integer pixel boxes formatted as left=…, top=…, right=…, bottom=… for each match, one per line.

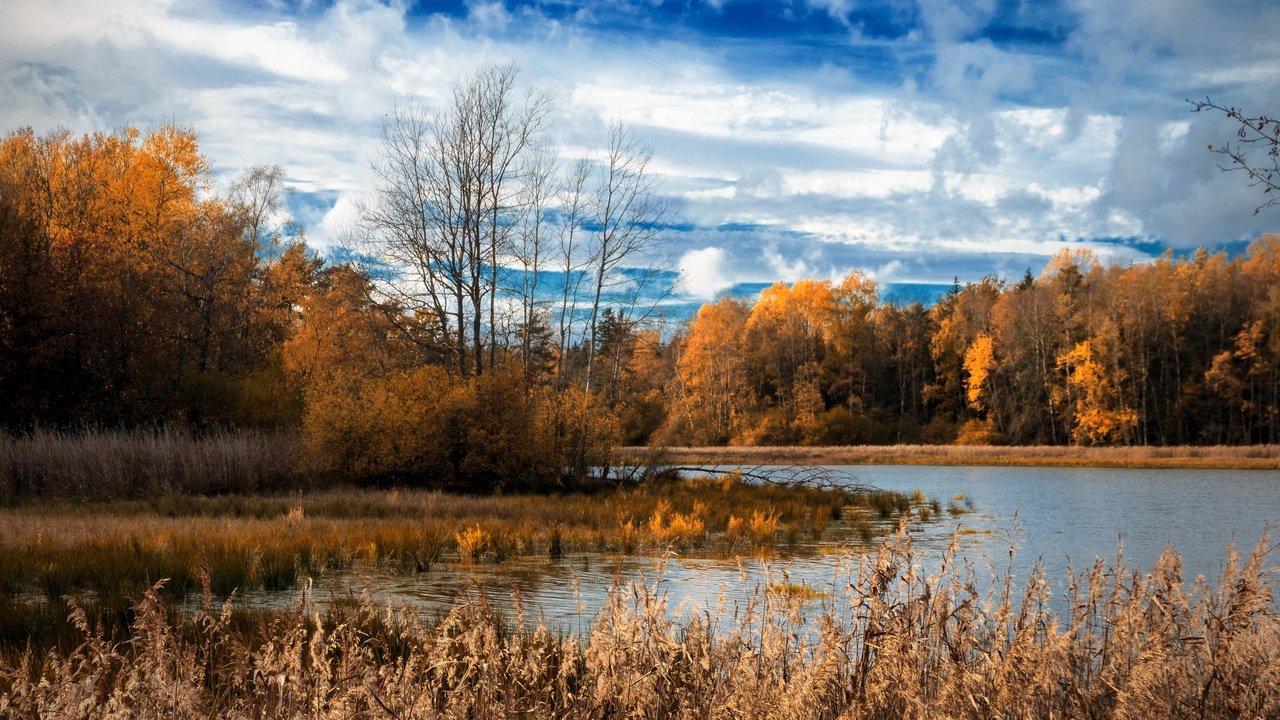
left=2, top=529, right=1275, bottom=718
left=631, top=443, right=1280, bottom=469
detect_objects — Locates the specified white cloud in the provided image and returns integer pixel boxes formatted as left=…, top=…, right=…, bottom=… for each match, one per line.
left=320, top=191, right=363, bottom=244
left=763, top=244, right=813, bottom=283
left=781, top=169, right=932, bottom=199
left=677, top=246, right=734, bottom=299
left=870, top=259, right=905, bottom=282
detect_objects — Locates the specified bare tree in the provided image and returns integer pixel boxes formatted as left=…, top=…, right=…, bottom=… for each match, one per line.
left=465, top=66, right=553, bottom=371
left=360, top=64, right=551, bottom=376
left=1191, top=98, right=1280, bottom=214
left=513, top=142, right=557, bottom=381
left=554, top=158, right=594, bottom=387
left=361, top=101, right=467, bottom=372
left=583, top=123, right=668, bottom=394
left=229, top=165, right=292, bottom=252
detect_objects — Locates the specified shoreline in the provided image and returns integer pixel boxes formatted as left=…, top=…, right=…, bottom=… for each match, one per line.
left=620, top=444, right=1280, bottom=470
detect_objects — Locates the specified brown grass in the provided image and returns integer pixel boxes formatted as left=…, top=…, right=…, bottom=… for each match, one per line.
left=1, top=528, right=1275, bottom=718
left=632, top=443, right=1280, bottom=469
left=0, top=428, right=306, bottom=500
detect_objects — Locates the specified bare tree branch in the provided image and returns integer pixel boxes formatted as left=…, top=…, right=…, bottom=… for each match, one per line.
left=1190, top=98, right=1280, bottom=214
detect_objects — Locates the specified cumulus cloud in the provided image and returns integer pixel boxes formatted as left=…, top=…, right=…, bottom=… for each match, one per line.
left=677, top=246, right=735, bottom=299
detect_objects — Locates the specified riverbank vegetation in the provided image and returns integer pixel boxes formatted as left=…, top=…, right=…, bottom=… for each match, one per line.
left=0, top=429, right=305, bottom=499
left=2, top=529, right=1275, bottom=718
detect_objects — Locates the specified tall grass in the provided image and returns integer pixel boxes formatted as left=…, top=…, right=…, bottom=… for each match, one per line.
left=0, top=428, right=306, bottom=500
left=2, top=528, right=1275, bottom=717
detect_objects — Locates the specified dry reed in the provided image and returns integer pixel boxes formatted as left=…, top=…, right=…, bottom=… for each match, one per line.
left=1, top=527, right=1275, bottom=718
left=0, top=428, right=306, bottom=500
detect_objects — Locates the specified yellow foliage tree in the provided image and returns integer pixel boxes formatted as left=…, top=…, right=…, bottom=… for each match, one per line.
left=746, top=279, right=836, bottom=387
left=1057, top=340, right=1138, bottom=445
left=664, top=297, right=751, bottom=444
left=963, top=334, right=995, bottom=412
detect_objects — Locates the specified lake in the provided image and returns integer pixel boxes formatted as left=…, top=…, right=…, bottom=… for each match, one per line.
left=229, top=465, right=1280, bottom=627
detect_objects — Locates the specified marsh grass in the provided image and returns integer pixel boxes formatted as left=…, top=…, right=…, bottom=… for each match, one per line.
left=0, top=480, right=909, bottom=631
left=765, top=581, right=830, bottom=606
left=0, top=428, right=306, bottom=500
left=1, top=528, right=1276, bottom=718
left=637, top=443, right=1280, bottom=469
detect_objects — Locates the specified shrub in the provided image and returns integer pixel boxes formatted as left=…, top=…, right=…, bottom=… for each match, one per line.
left=301, top=365, right=453, bottom=480
left=647, top=500, right=705, bottom=547
left=301, top=365, right=622, bottom=491
left=955, top=418, right=1004, bottom=446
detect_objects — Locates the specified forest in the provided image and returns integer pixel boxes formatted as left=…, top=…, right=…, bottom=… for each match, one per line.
left=2, top=115, right=1279, bottom=493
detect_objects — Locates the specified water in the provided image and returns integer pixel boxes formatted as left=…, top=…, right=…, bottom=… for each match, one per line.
left=229, top=465, right=1280, bottom=627
left=855, top=465, right=1279, bottom=584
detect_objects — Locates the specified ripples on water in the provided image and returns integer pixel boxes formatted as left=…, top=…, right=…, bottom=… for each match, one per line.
left=222, top=465, right=1280, bottom=629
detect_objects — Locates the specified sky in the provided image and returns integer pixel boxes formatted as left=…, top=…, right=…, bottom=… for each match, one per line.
left=3, top=0, right=1279, bottom=303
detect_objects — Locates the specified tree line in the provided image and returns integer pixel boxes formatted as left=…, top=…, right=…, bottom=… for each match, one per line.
left=2, top=81, right=1278, bottom=493
left=658, top=245, right=1280, bottom=447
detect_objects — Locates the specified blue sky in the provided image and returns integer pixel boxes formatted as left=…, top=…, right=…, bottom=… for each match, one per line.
left=3, top=0, right=1279, bottom=302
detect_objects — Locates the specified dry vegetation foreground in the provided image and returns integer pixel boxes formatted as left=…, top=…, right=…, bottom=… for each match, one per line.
left=632, top=443, right=1280, bottom=469
left=1, top=529, right=1276, bottom=718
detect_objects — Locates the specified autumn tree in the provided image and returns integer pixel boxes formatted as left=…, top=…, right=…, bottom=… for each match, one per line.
left=662, top=297, right=752, bottom=445
left=982, top=276, right=1063, bottom=443
left=1206, top=235, right=1280, bottom=442
left=1057, top=338, right=1139, bottom=445
left=924, top=276, right=1003, bottom=437
left=866, top=301, right=934, bottom=438
left=610, top=327, right=675, bottom=444
left=963, top=334, right=995, bottom=413
left=0, top=125, right=260, bottom=426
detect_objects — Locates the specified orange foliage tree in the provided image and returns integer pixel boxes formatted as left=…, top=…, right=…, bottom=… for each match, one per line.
left=0, top=125, right=302, bottom=427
